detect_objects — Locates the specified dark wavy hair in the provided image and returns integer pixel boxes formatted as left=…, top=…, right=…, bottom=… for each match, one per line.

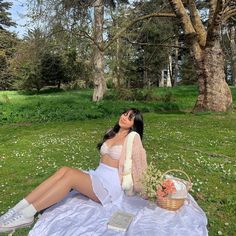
left=97, top=108, right=144, bottom=150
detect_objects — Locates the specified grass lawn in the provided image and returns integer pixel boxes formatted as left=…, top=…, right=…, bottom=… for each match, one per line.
left=0, top=86, right=236, bottom=235
left=0, top=86, right=202, bottom=124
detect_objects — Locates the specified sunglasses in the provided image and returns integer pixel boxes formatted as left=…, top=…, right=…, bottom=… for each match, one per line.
left=122, top=111, right=135, bottom=121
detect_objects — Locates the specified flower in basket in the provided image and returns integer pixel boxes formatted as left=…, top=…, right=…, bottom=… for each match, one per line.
left=156, top=179, right=176, bottom=199
left=142, top=162, right=192, bottom=210
left=142, top=162, right=177, bottom=201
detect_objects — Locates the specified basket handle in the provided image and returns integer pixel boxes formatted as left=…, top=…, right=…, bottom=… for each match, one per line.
left=161, top=169, right=192, bottom=191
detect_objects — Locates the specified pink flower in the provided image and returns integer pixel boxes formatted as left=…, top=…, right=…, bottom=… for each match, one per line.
left=156, top=179, right=176, bottom=198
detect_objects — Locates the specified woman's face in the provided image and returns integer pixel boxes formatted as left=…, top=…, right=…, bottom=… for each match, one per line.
left=119, top=110, right=135, bottom=130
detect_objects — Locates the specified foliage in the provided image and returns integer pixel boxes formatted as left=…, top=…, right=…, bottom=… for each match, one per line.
left=0, top=0, right=15, bottom=29
left=0, top=1, right=18, bottom=90
left=11, top=28, right=93, bottom=92
left=179, top=50, right=197, bottom=85
left=40, top=52, right=66, bottom=88
left=0, top=29, right=18, bottom=90
left=63, top=49, right=93, bottom=89
left=11, top=29, right=48, bottom=91
left=106, top=0, right=178, bottom=88
left=129, top=0, right=177, bottom=87
left=105, top=88, right=177, bottom=103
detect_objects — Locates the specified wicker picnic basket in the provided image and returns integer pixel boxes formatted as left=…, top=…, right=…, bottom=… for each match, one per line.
left=156, top=169, right=192, bottom=211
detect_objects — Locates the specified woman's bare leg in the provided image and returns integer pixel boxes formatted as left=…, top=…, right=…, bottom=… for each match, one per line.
left=0, top=167, right=99, bottom=231
left=32, top=168, right=99, bottom=211
left=25, top=167, right=71, bottom=204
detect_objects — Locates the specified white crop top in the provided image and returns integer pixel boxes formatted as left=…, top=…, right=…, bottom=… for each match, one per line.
left=100, top=142, right=123, bottom=160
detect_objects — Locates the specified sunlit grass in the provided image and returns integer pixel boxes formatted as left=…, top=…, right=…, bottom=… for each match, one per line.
left=0, top=86, right=236, bottom=235
left=0, top=111, right=236, bottom=235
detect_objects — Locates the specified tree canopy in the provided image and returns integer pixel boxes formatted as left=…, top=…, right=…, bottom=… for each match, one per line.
left=0, top=0, right=15, bottom=29
left=1, top=0, right=236, bottom=111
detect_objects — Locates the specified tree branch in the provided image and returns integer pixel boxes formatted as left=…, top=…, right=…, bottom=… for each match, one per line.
left=223, top=8, right=236, bottom=22
left=103, top=12, right=176, bottom=51
left=122, top=37, right=186, bottom=49
left=168, top=0, right=196, bottom=35
left=223, top=0, right=234, bottom=11
left=75, top=29, right=103, bottom=51
left=206, top=0, right=224, bottom=46
left=168, top=0, right=202, bottom=61
left=188, top=0, right=207, bottom=47
left=208, top=0, right=217, bottom=26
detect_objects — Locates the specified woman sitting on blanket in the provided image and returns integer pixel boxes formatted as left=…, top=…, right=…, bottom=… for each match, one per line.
left=0, top=108, right=147, bottom=233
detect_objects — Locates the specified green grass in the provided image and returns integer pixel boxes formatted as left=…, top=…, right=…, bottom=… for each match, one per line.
left=0, top=86, right=236, bottom=235
left=0, top=86, right=202, bottom=124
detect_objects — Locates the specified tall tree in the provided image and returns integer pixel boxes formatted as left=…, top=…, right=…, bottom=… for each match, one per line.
left=168, top=0, right=236, bottom=112
left=11, top=28, right=48, bottom=91
left=0, top=29, right=17, bottom=89
left=0, top=0, right=15, bottom=29
left=92, top=0, right=106, bottom=101
left=92, top=0, right=129, bottom=101
left=0, top=0, right=17, bottom=90
left=28, top=0, right=129, bottom=101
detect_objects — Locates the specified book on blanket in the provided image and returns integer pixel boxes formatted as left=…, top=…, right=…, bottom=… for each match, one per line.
left=107, top=211, right=135, bottom=232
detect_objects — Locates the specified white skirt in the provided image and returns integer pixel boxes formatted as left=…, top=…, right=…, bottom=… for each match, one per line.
left=88, top=163, right=124, bottom=206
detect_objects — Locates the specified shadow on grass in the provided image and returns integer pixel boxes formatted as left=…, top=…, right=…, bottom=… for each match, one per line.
left=18, top=87, right=65, bottom=95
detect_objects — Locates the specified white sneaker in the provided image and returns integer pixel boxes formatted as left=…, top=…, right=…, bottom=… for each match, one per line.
left=0, top=209, right=17, bottom=223
left=0, top=211, right=34, bottom=233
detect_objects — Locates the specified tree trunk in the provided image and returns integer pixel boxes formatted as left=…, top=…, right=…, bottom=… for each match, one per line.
left=232, top=58, right=236, bottom=86
left=173, top=38, right=179, bottom=86
left=167, top=55, right=172, bottom=87
left=143, top=52, right=149, bottom=88
left=168, top=0, right=233, bottom=112
left=92, top=0, right=106, bottom=102
left=116, top=36, right=121, bottom=88
left=232, top=60, right=236, bottom=86
left=229, top=26, right=236, bottom=86
left=193, top=41, right=232, bottom=112
left=160, top=70, right=165, bottom=87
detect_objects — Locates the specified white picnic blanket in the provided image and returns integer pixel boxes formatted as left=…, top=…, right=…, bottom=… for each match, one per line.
left=29, top=191, right=208, bottom=236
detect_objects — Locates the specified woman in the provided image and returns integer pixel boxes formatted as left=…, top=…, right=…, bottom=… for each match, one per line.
left=0, top=108, right=147, bottom=233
